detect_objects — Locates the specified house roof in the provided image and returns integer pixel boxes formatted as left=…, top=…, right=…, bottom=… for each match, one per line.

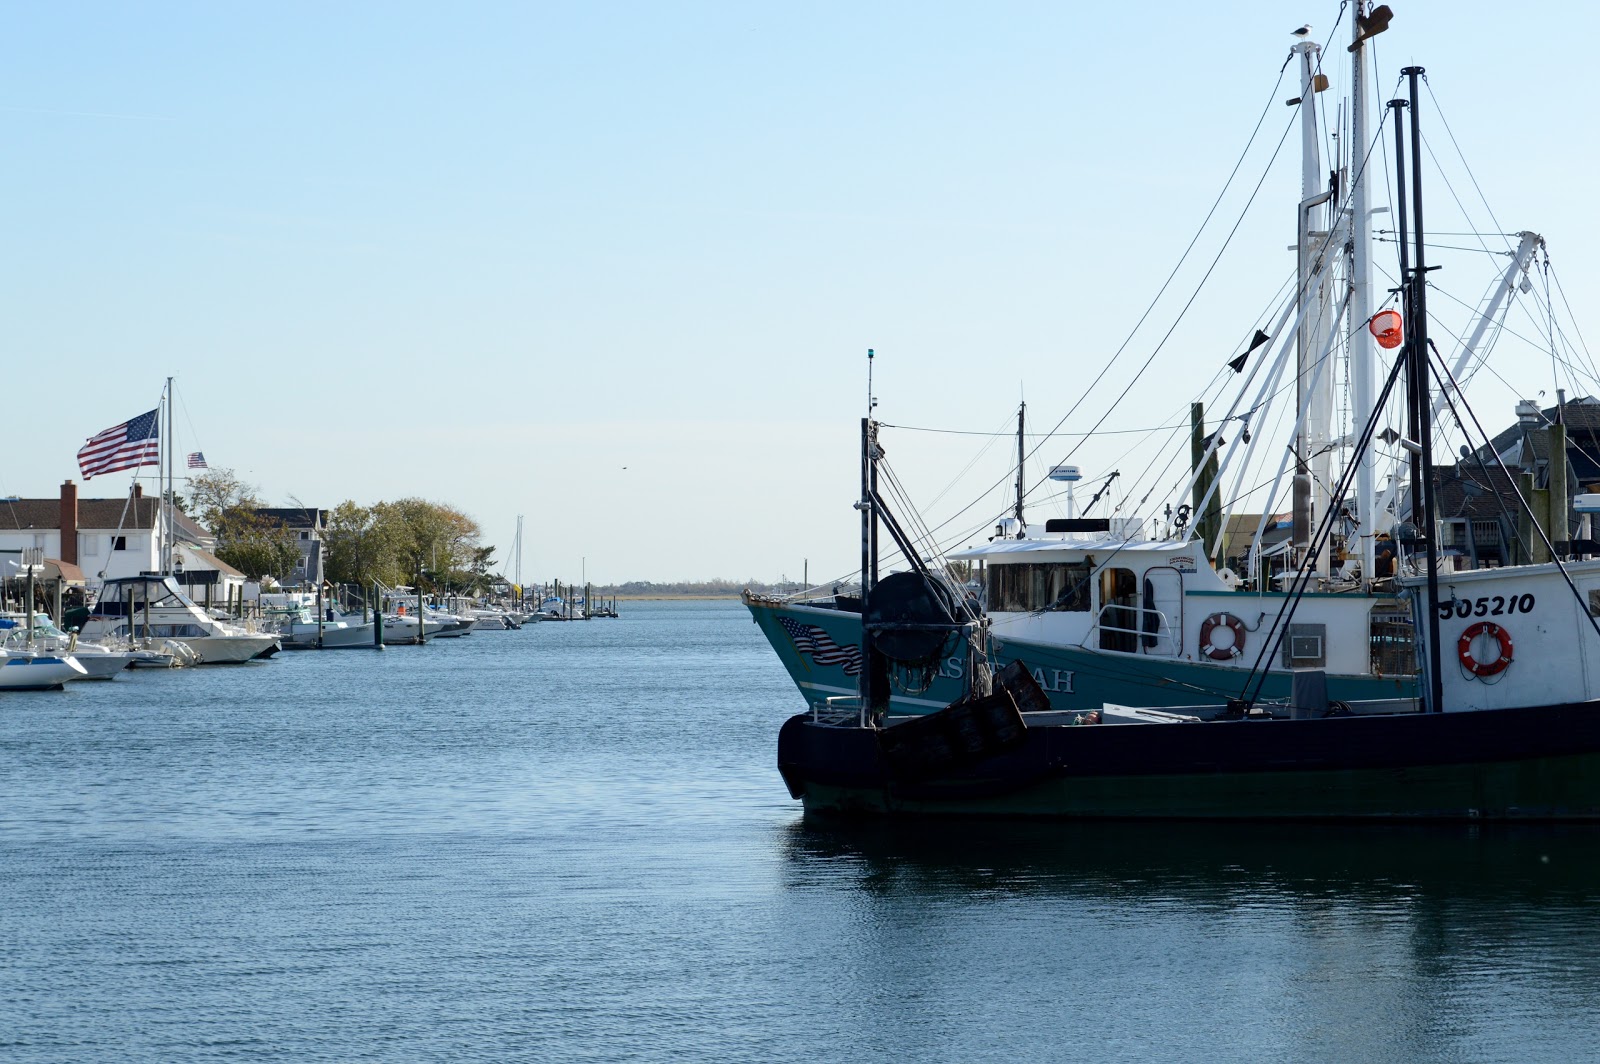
left=0, top=498, right=215, bottom=540
left=0, top=497, right=162, bottom=531
left=252, top=507, right=323, bottom=528
left=1480, top=396, right=1600, bottom=482
left=1432, top=463, right=1525, bottom=521
left=181, top=545, right=244, bottom=578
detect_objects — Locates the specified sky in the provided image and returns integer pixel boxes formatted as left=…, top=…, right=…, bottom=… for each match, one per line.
left=4, top=1, right=1598, bottom=585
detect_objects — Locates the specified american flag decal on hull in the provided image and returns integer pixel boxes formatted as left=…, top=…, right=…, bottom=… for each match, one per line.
left=777, top=616, right=863, bottom=676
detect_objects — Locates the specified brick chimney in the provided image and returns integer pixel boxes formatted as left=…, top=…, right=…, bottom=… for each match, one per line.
left=59, top=480, right=79, bottom=565
left=132, top=483, right=142, bottom=499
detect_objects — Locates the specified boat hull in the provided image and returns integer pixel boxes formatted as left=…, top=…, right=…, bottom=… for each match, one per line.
left=173, top=635, right=281, bottom=664
left=69, top=652, right=136, bottom=679
left=778, top=700, right=1600, bottom=820
left=0, top=655, right=89, bottom=689
left=748, top=598, right=1413, bottom=714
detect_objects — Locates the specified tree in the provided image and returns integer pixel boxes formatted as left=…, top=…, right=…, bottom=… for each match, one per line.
left=212, top=506, right=302, bottom=582
left=382, top=498, right=487, bottom=592
left=321, top=501, right=405, bottom=587
left=185, top=468, right=260, bottom=530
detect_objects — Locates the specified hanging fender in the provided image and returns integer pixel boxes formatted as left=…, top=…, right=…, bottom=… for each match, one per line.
left=1198, top=613, right=1246, bottom=661
left=1458, top=621, right=1514, bottom=677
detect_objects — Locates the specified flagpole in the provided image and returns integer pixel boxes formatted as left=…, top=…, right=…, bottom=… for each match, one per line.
left=165, top=376, right=174, bottom=576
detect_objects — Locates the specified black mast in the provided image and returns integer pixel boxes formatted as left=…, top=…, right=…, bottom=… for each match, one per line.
left=1014, top=401, right=1026, bottom=531
left=1392, top=69, right=1446, bottom=714
left=1405, top=66, right=1446, bottom=715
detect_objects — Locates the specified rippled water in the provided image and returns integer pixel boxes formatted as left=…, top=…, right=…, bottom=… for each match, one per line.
left=4, top=600, right=1600, bottom=1062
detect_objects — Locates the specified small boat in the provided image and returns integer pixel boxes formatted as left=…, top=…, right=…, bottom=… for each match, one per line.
left=0, top=613, right=144, bottom=679
left=0, top=648, right=88, bottom=689
left=266, top=604, right=379, bottom=649
left=80, top=575, right=281, bottom=664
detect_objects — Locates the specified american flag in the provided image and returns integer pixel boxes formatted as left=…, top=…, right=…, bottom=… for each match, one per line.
left=77, top=409, right=160, bottom=479
left=777, top=615, right=863, bottom=676
left=187, top=452, right=208, bottom=469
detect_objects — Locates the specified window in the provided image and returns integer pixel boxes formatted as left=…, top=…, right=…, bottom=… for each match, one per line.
left=986, top=562, right=1092, bottom=612
left=1369, top=607, right=1416, bottom=676
left=112, top=536, right=127, bottom=551
left=300, top=531, right=309, bottom=540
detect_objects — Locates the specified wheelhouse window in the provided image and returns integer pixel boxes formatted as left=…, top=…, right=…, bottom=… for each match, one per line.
left=986, top=562, right=1092, bottom=612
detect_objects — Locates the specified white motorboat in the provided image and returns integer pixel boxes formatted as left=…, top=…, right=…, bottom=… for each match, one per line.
left=80, top=575, right=281, bottom=664
left=0, top=613, right=143, bottom=679
left=0, top=648, right=88, bottom=689
left=268, top=604, right=378, bottom=649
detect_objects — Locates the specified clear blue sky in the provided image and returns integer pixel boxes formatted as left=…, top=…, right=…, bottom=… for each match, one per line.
left=5, top=2, right=1595, bottom=584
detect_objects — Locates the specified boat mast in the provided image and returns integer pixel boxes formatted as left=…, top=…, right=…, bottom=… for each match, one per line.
left=1403, top=66, right=1445, bottom=714
left=1348, top=7, right=1377, bottom=585
left=1293, top=37, right=1335, bottom=579
left=1013, top=401, right=1026, bottom=531
left=859, top=349, right=880, bottom=718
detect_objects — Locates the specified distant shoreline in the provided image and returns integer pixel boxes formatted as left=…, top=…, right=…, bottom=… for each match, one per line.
left=610, top=594, right=743, bottom=601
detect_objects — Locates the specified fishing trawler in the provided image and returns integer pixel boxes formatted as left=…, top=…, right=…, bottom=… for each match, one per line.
left=773, top=42, right=1600, bottom=820
left=747, top=4, right=1555, bottom=719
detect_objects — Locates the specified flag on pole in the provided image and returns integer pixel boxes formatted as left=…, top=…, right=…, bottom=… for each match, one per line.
left=187, top=452, right=208, bottom=469
left=77, top=409, right=160, bottom=479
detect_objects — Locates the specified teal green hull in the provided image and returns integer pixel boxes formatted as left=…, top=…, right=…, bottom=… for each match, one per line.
left=747, top=599, right=1415, bottom=714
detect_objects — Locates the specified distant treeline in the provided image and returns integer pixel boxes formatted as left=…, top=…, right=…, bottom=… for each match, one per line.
left=589, top=579, right=803, bottom=597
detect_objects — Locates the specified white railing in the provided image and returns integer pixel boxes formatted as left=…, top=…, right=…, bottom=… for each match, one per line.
left=1092, top=606, right=1179, bottom=656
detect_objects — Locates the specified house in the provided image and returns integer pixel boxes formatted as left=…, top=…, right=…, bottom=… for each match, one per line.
left=1427, top=396, right=1600, bottom=568
left=249, top=507, right=325, bottom=587
left=0, top=481, right=245, bottom=603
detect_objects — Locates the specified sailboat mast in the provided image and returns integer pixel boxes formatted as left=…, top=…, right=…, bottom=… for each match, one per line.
left=1348, top=10, right=1377, bottom=584
left=1014, top=401, right=1026, bottom=528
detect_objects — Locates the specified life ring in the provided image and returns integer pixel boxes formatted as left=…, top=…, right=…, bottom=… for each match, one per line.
left=1199, top=613, right=1246, bottom=661
left=1458, top=621, right=1513, bottom=677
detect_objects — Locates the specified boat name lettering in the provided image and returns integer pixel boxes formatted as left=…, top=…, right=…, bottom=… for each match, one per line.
left=1030, top=666, right=1074, bottom=694
left=1435, top=593, right=1536, bottom=620
left=1171, top=556, right=1196, bottom=573
left=935, top=656, right=965, bottom=680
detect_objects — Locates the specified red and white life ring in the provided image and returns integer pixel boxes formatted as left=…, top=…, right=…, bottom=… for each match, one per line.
left=1199, top=613, right=1246, bottom=661
left=1458, top=621, right=1514, bottom=677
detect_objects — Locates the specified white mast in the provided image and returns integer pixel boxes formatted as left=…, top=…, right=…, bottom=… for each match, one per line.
left=1293, top=38, right=1335, bottom=578
left=1348, top=11, right=1377, bottom=583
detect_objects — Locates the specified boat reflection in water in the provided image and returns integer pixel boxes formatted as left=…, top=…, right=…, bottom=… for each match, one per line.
left=779, top=819, right=1600, bottom=1061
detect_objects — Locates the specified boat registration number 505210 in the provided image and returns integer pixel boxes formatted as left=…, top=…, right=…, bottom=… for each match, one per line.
left=1436, top=593, right=1536, bottom=620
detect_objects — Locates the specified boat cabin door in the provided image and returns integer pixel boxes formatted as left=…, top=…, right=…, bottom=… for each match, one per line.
left=1140, top=566, right=1183, bottom=656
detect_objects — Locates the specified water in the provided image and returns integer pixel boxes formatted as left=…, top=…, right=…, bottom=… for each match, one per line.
left=4, top=600, right=1600, bottom=1062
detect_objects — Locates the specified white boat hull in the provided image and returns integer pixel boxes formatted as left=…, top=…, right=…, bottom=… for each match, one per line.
left=0, top=654, right=89, bottom=689
left=172, top=635, right=281, bottom=664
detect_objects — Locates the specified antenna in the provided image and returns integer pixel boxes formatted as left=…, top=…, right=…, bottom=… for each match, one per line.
left=866, top=349, right=877, bottom=418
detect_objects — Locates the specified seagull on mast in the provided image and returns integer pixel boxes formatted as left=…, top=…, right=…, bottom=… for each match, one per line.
left=1291, top=24, right=1312, bottom=38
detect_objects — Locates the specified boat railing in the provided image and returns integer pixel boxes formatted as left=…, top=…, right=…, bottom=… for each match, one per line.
left=810, top=694, right=868, bottom=727
left=1092, top=606, right=1179, bottom=656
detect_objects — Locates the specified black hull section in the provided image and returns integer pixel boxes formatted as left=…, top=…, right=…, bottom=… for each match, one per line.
left=777, top=702, right=1600, bottom=819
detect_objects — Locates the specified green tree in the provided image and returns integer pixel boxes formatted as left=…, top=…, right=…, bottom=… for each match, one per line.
left=382, top=498, right=486, bottom=591
left=321, top=501, right=405, bottom=587
left=212, top=506, right=302, bottom=582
